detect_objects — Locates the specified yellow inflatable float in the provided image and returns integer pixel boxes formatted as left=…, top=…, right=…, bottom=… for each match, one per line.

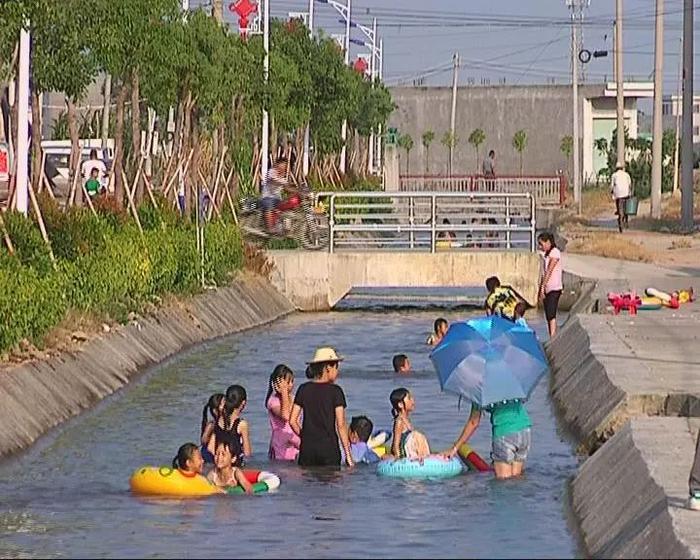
left=129, top=466, right=280, bottom=497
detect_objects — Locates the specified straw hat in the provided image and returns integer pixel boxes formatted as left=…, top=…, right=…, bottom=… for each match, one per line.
left=306, top=347, right=344, bottom=364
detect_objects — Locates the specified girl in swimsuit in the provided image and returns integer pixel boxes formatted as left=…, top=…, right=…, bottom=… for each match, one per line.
left=207, top=441, right=254, bottom=494
left=389, top=388, right=430, bottom=460
left=207, top=385, right=251, bottom=466
left=265, top=365, right=301, bottom=461
left=200, top=393, right=225, bottom=464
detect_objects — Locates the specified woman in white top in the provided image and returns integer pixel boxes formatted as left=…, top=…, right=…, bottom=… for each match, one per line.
left=537, top=232, right=563, bottom=338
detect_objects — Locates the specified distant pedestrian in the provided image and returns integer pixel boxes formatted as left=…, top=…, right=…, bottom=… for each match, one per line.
left=81, top=149, right=107, bottom=190
left=611, top=162, right=631, bottom=233
left=482, top=150, right=496, bottom=178
left=689, top=431, right=700, bottom=510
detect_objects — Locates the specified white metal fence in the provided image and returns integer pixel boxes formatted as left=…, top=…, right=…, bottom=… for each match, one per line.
left=313, top=191, right=536, bottom=253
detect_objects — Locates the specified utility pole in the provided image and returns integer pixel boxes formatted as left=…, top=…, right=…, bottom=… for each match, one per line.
left=302, top=0, right=314, bottom=178
left=680, top=0, right=694, bottom=231
left=339, top=0, right=351, bottom=174
left=571, top=3, right=581, bottom=210
left=449, top=52, right=459, bottom=177
left=15, top=24, right=30, bottom=215
left=650, top=0, right=664, bottom=219
left=376, top=38, right=383, bottom=174
left=615, top=0, right=625, bottom=167
left=261, top=0, right=270, bottom=184
left=367, top=16, right=377, bottom=174
left=101, top=74, right=111, bottom=150
left=673, top=37, right=682, bottom=195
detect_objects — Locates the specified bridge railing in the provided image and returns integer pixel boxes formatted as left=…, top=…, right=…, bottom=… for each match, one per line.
left=398, top=175, right=566, bottom=207
left=313, top=191, right=536, bottom=253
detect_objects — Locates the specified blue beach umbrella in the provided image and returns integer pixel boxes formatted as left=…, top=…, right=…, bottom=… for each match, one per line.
left=429, top=315, right=549, bottom=408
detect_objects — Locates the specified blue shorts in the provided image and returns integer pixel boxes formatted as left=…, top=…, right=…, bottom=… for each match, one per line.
left=492, top=428, right=531, bottom=464
left=261, top=196, right=280, bottom=211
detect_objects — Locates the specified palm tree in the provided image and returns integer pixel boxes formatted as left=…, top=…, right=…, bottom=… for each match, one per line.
left=398, top=133, right=414, bottom=175
left=468, top=128, right=486, bottom=174
left=441, top=131, right=458, bottom=176
left=512, top=129, right=528, bottom=176
left=560, top=135, right=573, bottom=180
left=421, top=130, right=435, bottom=175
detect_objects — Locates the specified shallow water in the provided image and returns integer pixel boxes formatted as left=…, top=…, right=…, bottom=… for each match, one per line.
left=0, top=310, right=580, bottom=559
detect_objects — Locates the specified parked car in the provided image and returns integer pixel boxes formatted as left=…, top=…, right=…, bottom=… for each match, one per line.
left=41, top=139, right=114, bottom=185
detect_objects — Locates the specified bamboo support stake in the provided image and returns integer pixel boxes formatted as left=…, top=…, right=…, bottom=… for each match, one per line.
left=207, top=148, right=227, bottom=221
left=197, top=169, right=223, bottom=223
left=66, top=161, right=81, bottom=208
left=41, top=171, right=56, bottom=199
left=163, top=148, right=194, bottom=198
left=143, top=175, right=160, bottom=211
left=27, top=180, right=56, bottom=264
left=81, top=185, right=98, bottom=218
left=121, top=166, right=144, bottom=234
left=0, top=210, right=15, bottom=255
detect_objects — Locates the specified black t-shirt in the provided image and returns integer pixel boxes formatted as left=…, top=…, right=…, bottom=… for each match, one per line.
left=294, top=381, right=346, bottom=444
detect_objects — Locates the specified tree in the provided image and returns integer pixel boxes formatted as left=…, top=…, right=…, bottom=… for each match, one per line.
left=560, top=135, right=573, bottom=179
left=468, top=128, right=486, bottom=174
left=398, top=133, right=414, bottom=175
left=512, top=129, right=527, bottom=176
left=421, top=130, right=434, bottom=175
left=441, top=131, right=458, bottom=176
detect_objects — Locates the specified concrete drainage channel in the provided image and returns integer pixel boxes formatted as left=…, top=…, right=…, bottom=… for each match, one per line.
left=546, top=271, right=700, bottom=558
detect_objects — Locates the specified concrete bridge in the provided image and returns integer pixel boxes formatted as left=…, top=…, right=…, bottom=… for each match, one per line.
left=268, top=251, right=541, bottom=311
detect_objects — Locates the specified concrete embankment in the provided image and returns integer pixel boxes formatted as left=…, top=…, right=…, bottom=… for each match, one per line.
left=551, top=255, right=700, bottom=558
left=269, top=250, right=541, bottom=310
left=547, top=298, right=700, bottom=452
left=0, top=275, right=294, bottom=459
left=571, top=418, right=700, bottom=558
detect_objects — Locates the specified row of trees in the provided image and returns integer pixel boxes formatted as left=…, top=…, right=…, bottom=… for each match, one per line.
left=0, top=0, right=394, bottom=211
left=396, top=128, right=529, bottom=175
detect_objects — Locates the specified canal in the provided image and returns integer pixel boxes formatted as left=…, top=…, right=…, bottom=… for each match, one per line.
left=0, top=310, right=580, bottom=558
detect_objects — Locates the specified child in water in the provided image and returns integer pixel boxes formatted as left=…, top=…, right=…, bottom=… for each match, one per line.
left=392, top=354, right=411, bottom=374
left=207, top=441, right=254, bottom=494
left=344, top=415, right=381, bottom=464
left=173, top=442, right=206, bottom=477
left=426, top=318, right=448, bottom=346
left=200, top=393, right=225, bottom=463
left=265, top=364, right=301, bottom=461
left=208, top=385, right=251, bottom=467
left=389, top=388, right=431, bottom=460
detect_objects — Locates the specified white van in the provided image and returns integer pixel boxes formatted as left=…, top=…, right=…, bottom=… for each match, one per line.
left=41, top=139, right=114, bottom=184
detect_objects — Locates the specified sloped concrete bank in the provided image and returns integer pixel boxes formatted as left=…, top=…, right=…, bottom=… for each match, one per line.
left=0, top=275, right=294, bottom=459
left=547, top=264, right=700, bottom=559
left=571, top=418, right=700, bottom=558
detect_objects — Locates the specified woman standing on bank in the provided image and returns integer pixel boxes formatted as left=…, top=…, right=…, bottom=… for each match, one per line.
left=536, top=232, right=563, bottom=338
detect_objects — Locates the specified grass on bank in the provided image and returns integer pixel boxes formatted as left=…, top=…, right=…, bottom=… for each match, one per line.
left=0, top=193, right=249, bottom=358
left=565, top=230, right=654, bottom=263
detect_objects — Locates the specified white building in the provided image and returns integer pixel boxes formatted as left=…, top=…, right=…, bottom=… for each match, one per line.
left=662, top=94, right=700, bottom=143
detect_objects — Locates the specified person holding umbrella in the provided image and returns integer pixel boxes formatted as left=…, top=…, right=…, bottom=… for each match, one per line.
left=430, top=315, right=548, bottom=479
left=444, top=400, right=531, bottom=480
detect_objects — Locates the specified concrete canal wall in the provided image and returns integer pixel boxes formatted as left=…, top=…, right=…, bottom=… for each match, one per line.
left=549, top=257, right=700, bottom=558
left=0, top=275, right=294, bottom=460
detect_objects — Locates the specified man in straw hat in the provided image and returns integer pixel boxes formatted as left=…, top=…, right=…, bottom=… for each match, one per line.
left=290, top=348, right=354, bottom=467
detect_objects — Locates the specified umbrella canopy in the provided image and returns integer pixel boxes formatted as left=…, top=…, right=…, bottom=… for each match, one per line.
left=429, top=315, right=548, bottom=407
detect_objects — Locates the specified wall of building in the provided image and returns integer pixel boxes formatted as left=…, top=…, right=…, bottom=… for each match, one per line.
left=388, top=84, right=605, bottom=178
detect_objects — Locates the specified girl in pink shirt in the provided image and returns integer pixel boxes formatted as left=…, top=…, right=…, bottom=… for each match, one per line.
left=537, top=232, right=563, bottom=338
left=266, top=364, right=301, bottom=461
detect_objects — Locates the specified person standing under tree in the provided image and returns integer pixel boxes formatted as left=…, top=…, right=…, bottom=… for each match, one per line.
left=611, top=162, right=632, bottom=233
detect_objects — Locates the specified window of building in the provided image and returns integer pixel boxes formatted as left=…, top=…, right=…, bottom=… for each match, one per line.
left=694, top=104, right=700, bottom=114
left=694, top=126, right=700, bottom=136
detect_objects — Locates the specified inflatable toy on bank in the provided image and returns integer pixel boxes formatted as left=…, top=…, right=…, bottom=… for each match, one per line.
left=129, top=466, right=280, bottom=497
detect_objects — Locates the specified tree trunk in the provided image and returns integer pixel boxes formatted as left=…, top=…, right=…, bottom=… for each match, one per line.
left=130, top=69, right=144, bottom=203
left=113, top=84, right=128, bottom=207
left=520, top=153, right=523, bottom=176
left=30, top=89, right=42, bottom=194
left=424, top=147, right=429, bottom=175
left=66, top=98, right=82, bottom=206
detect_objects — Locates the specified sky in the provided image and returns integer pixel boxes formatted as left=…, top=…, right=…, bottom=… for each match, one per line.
left=191, top=0, right=699, bottom=92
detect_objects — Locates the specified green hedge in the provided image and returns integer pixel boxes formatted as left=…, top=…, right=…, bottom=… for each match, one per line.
left=0, top=199, right=244, bottom=353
